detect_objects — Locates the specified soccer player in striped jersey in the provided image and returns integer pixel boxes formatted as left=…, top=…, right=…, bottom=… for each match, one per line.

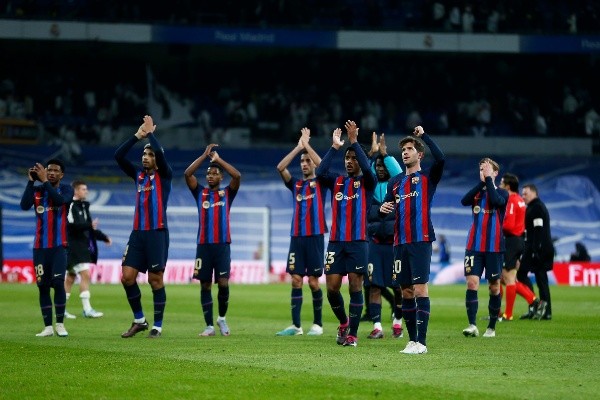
left=20, top=158, right=74, bottom=337
left=115, top=115, right=173, bottom=339
left=460, top=158, right=508, bottom=339
left=315, top=120, right=376, bottom=347
left=184, top=143, right=241, bottom=337
left=380, top=125, right=445, bottom=354
left=275, top=127, right=328, bottom=337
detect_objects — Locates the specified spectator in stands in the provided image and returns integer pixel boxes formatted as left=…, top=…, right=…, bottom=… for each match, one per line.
left=570, top=242, right=591, bottom=262
left=20, top=158, right=74, bottom=337
left=315, top=121, right=376, bottom=347
left=115, top=115, right=173, bottom=338
left=461, top=158, right=508, bottom=338
left=64, top=180, right=111, bottom=320
left=184, top=143, right=241, bottom=337
left=275, top=127, right=327, bottom=337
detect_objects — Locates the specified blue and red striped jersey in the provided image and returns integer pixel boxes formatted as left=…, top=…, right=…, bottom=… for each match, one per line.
left=462, top=178, right=508, bottom=253
left=388, top=172, right=437, bottom=244
left=192, top=184, right=238, bottom=244
left=285, top=177, right=328, bottom=237
left=133, top=170, right=169, bottom=231
left=329, top=175, right=372, bottom=241
left=21, top=182, right=73, bottom=249
left=115, top=134, right=173, bottom=232
left=383, top=134, right=445, bottom=245
left=316, top=143, right=376, bottom=242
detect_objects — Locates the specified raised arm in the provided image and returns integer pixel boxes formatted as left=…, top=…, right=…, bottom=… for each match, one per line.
left=184, top=143, right=219, bottom=191
left=346, top=120, right=376, bottom=189
left=484, top=177, right=508, bottom=208
left=315, top=127, right=343, bottom=178
left=211, top=151, right=241, bottom=191
left=420, top=130, right=445, bottom=185
left=461, top=182, right=485, bottom=206
left=299, top=127, right=321, bottom=167
left=20, top=181, right=35, bottom=210
left=276, top=128, right=313, bottom=183
left=148, top=134, right=172, bottom=180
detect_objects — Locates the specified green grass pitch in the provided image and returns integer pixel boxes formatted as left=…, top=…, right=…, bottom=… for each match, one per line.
left=1, top=283, right=599, bottom=399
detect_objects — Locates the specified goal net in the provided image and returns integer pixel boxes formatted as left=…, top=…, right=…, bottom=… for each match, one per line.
left=89, top=205, right=271, bottom=284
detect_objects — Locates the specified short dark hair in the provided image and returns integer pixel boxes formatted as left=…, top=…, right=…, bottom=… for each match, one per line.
left=399, top=136, right=425, bottom=153
left=375, top=154, right=390, bottom=179
left=71, top=179, right=86, bottom=189
left=502, top=173, right=519, bottom=192
left=143, top=143, right=154, bottom=152
left=207, top=163, right=222, bottom=173
left=344, top=144, right=368, bottom=157
left=46, top=158, right=65, bottom=173
left=523, top=183, right=538, bottom=195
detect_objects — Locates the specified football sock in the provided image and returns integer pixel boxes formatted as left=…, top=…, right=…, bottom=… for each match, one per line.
left=516, top=281, right=536, bottom=304
left=201, top=288, right=213, bottom=326
left=466, top=289, right=478, bottom=325
left=394, top=290, right=403, bottom=321
left=123, top=282, right=143, bottom=319
left=80, top=290, right=92, bottom=311
left=291, top=288, right=303, bottom=327
left=217, top=286, right=230, bottom=318
left=327, top=290, right=347, bottom=325
left=505, top=284, right=517, bottom=318
left=39, top=285, right=53, bottom=327
left=402, top=297, right=417, bottom=342
left=52, top=280, right=66, bottom=324
left=416, top=296, right=430, bottom=346
left=311, top=288, right=323, bottom=326
left=362, top=286, right=371, bottom=318
left=348, top=290, right=364, bottom=337
left=488, top=293, right=501, bottom=329
left=152, top=286, right=166, bottom=327
left=369, top=302, right=382, bottom=324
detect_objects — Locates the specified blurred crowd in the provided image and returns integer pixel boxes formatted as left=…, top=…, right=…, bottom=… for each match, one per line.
left=2, top=0, right=599, bottom=34
left=1, top=1, right=600, bottom=147
left=1, top=51, right=599, bottom=146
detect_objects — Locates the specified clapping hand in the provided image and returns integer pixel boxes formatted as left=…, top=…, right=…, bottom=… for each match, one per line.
left=345, top=120, right=359, bottom=143
left=332, top=128, right=344, bottom=149
left=299, top=127, right=311, bottom=148
left=369, top=132, right=379, bottom=156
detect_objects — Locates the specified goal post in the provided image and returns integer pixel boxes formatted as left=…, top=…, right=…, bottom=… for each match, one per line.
left=88, top=205, right=271, bottom=284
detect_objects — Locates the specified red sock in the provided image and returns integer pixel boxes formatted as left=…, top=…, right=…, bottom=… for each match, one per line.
left=498, top=284, right=504, bottom=316
left=505, top=284, right=516, bottom=319
left=516, top=281, right=535, bottom=304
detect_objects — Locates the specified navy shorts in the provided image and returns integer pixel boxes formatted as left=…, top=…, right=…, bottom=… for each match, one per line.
left=366, top=240, right=396, bottom=288
left=193, top=243, right=231, bottom=283
left=33, top=247, right=67, bottom=287
left=287, top=235, right=324, bottom=277
left=393, top=242, right=432, bottom=286
left=122, top=229, right=169, bottom=273
left=325, top=241, right=369, bottom=276
left=503, top=236, right=524, bottom=271
left=464, top=250, right=503, bottom=280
